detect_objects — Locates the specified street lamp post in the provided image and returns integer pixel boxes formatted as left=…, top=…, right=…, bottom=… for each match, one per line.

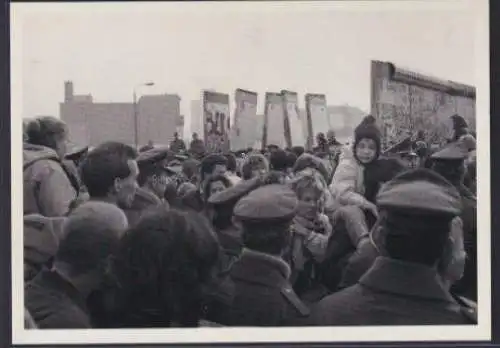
left=133, top=82, right=155, bottom=148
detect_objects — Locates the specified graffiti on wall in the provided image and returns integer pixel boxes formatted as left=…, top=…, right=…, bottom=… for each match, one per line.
left=372, top=61, right=476, bottom=148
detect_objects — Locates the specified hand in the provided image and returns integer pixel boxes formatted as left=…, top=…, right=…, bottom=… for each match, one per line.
left=364, top=202, right=379, bottom=219
left=291, top=222, right=312, bottom=238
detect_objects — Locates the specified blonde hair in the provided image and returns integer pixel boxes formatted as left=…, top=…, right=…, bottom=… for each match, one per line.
left=289, top=174, right=323, bottom=201
left=241, top=154, right=269, bottom=180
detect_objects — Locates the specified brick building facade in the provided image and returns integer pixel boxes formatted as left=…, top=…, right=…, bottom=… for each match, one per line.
left=60, top=81, right=181, bottom=147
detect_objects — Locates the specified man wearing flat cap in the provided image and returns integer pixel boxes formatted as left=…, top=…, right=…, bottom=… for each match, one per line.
left=302, top=169, right=476, bottom=325
left=122, top=147, right=171, bottom=226
left=211, top=184, right=310, bottom=326
left=201, top=177, right=265, bottom=323
left=206, top=176, right=263, bottom=259
left=430, top=142, right=477, bottom=302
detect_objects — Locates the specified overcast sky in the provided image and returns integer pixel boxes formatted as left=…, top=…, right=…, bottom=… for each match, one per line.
left=13, top=1, right=480, bottom=130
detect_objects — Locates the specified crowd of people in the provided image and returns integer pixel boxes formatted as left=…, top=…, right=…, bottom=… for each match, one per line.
left=22, top=113, right=478, bottom=329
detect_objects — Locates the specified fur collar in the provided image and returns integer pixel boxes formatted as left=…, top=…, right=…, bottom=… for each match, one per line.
left=240, top=248, right=291, bottom=279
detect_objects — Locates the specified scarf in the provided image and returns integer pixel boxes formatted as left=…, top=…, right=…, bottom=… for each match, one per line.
left=289, top=202, right=325, bottom=277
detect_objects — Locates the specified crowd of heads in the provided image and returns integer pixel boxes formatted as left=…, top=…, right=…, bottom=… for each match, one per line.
left=22, top=112, right=478, bottom=328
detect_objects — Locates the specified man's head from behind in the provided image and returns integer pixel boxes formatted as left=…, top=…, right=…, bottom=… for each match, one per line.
left=374, top=169, right=462, bottom=270
left=80, top=142, right=139, bottom=208
left=224, top=153, right=238, bottom=173
left=234, top=184, right=298, bottom=256
left=269, top=149, right=289, bottom=173
left=430, top=142, right=471, bottom=187
left=54, top=202, right=129, bottom=293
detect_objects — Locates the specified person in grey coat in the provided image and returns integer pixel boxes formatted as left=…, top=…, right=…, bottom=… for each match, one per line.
left=23, top=117, right=77, bottom=217
left=301, top=169, right=476, bottom=326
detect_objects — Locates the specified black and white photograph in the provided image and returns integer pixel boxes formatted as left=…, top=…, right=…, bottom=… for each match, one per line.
left=11, top=0, right=491, bottom=345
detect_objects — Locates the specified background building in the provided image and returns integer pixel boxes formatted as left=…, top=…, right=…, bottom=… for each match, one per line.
left=60, top=81, right=181, bottom=147
left=190, top=100, right=203, bottom=139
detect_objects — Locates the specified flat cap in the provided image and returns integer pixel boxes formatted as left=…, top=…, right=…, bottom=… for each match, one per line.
left=396, top=150, right=418, bottom=158
left=165, top=159, right=183, bottom=175
left=431, top=143, right=468, bottom=161
left=137, top=146, right=173, bottom=167
left=376, top=168, right=462, bottom=216
left=234, top=184, right=298, bottom=222
left=208, top=176, right=262, bottom=206
left=65, top=145, right=89, bottom=160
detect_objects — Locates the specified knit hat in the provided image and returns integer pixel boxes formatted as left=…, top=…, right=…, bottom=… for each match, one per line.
left=292, top=153, right=329, bottom=183
left=353, top=115, right=382, bottom=157
left=376, top=168, right=462, bottom=217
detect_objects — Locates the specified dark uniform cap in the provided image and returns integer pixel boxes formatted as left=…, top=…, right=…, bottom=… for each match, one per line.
left=376, top=168, right=462, bottom=216
left=431, top=143, right=468, bottom=161
left=234, top=184, right=298, bottom=222
left=396, top=150, right=418, bottom=158
left=137, top=146, right=173, bottom=167
left=208, top=176, right=262, bottom=206
left=65, top=145, right=89, bottom=160
left=174, top=153, right=189, bottom=162
left=165, top=159, right=183, bottom=175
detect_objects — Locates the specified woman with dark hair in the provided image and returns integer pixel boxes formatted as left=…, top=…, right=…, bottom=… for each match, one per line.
left=108, top=208, right=220, bottom=327
left=450, top=114, right=470, bottom=141
left=203, top=174, right=233, bottom=203
left=24, top=116, right=78, bottom=217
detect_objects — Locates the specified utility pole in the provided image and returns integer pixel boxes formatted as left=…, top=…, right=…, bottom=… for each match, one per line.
left=133, top=90, right=138, bottom=147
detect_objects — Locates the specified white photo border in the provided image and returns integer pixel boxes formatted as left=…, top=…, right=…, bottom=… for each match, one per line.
left=11, top=0, right=491, bottom=344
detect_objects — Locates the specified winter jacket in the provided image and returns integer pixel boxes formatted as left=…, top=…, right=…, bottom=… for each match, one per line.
left=329, top=146, right=368, bottom=208
left=23, top=144, right=77, bottom=217
left=301, top=257, right=476, bottom=326
left=288, top=213, right=332, bottom=302
left=329, top=147, right=405, bottom=208
left=451, top=185, right=477, bottom=301
left=169, top=138, right=186, bottom=153
left=207, top=248, right=310, bottom=326
left=24, top=214, right=67, bottom=282
left=189, top=139, right=206, bottom=158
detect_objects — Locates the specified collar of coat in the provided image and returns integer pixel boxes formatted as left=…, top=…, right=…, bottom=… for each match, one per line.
left=33, top=268, right=90, bottom=315
left=231, top=248, right=291, bottom=284
left=134, top=186, right=163, bottom=207
left=359, top=256, right=456, bottom=303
